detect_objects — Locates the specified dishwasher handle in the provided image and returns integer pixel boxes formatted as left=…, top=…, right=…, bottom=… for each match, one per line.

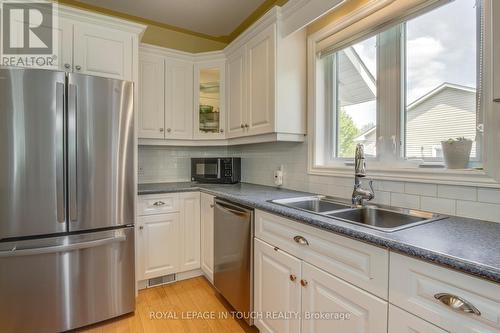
left=215, top=199, right=253, bottom=217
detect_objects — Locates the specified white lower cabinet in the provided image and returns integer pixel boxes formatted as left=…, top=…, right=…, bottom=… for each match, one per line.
left=254, top=238, right=301, bottom=333
left=179, top=192, right=200, bottom=272
left=200, top=193, right=215, bottom=281
left=254, top=238, right=388, bottom=333
left=389, top=252, right=500, bottom=333
left=301, top=262, right=387, bottom=333
left=388, top=305, right=447, bottom=333
left=137, top=192, right=201, bottom=282
left=137, top=213, right=180, bottom=280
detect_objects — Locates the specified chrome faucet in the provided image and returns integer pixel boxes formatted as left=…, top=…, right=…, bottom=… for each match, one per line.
left=352, top=144, right=374, bottom=206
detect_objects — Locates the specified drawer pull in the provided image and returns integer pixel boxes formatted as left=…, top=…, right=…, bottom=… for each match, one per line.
left=153, top=201, right=165, bottom=207
left=434, top=293, right=481, bottom=316
left=293, top=235, right=309, bottom=246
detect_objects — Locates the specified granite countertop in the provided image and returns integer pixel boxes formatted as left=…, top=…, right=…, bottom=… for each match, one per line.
left=139, top=182, right=500, bottom=284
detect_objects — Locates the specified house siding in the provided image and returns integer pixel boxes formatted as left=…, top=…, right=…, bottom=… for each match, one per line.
left=406, top=88, right=477, bottom=159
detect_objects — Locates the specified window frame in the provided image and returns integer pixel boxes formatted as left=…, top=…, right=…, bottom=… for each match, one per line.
left=307, top=0, right=500, bottom=187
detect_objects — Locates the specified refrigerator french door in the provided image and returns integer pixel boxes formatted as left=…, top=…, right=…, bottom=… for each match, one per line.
left=0, top=67, right=135, bottom=333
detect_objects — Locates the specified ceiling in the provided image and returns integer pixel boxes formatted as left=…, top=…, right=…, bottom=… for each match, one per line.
left=76, top=0, right=269, bottom=37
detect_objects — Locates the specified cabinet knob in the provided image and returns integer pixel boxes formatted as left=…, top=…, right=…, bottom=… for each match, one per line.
left=167, top=128, right=172, bottom=133
left=240, top=124, right=245, bottom=128
left=64, top=63, right=71, bottom=69
left=220, top=129, right=224, bottom=133
left=289, top=274, right=297, bottom=282
left=244, top=124, right=249, bottom=128
left=300, top=279, right=308, bottom=287
left=159, top=128, right=164, bottom=132
left=139, top=226, right=144, bottom=230
left=210, top=204, right=214, bottom=208
left=75, top=65, right=81, bottom=71
left=293, top=235, right=309, bottom=246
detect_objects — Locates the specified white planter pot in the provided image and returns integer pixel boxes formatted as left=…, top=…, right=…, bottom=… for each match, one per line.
left=441, top=140, right=473, bottom=169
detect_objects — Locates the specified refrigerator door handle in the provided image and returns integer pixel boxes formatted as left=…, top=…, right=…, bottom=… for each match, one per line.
left=56, top=82, right=65, bottom=224
left=0, top=230, right=127, bottom=258
left=68, top=83, right=78, bottom=222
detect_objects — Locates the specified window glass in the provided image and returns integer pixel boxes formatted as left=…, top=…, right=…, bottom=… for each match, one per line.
left=404, top=0, right=479, bottom=163
left=334, top=36, right=377, bottom=158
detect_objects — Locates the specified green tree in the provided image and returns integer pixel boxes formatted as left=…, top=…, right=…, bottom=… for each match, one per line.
left=338, top=110, right=359, bottom=157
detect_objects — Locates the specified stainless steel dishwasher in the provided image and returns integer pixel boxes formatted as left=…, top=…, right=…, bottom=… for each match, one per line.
left=213, top=198, right=254, bottom=325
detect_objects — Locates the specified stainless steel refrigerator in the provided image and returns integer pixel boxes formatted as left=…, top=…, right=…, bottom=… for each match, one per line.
left=0, top=67, right=135, bottom=333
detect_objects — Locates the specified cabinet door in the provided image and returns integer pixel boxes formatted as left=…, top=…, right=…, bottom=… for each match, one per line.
left=57, top=18, right=74, bottom=72
left=73, top=23, right=132, bottom=80
left=246, top=24, right=276, bottom=136
left=226, top=48, right=247, bottom=138
left=200, top=193, right=215, bottom=282
left=301, top=262, right=388, bottom=333
left=165, top=57, right=193, bottom=139
left=389, top=305, right=448, bottom=333
left=254, top=238, right=301, bottom=333
left=138, top=52, right=165, bottom=139
left=137, top=213, right=180, bottom=280
left=179, top=192, right=200, bottom=272
left=194, top=61, right=225, bottom=139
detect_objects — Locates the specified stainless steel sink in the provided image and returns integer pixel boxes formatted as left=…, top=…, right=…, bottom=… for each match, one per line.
left=271, top=196, right=351, bottom=213
left=326, top=206, right=444, bottom=232
left=269, top=196, right=446, bottom=232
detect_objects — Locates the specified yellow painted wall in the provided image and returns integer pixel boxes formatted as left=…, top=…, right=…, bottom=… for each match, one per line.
left=57, top=0, right=228, bottom=52
left=307, top=0, right=372, bottom=35
left=140, top=26, right=227, bottom=53
left=56, top=0, right=288, bottom=53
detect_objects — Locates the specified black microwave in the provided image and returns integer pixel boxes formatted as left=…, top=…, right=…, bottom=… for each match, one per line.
left=191, top=157, right=241, bottom=184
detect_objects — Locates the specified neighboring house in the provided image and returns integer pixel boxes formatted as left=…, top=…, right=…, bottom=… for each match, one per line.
left=355, top=83, right=477, bottom=160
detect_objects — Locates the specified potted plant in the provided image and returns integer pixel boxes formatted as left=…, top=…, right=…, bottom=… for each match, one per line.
left=441, top=137, right=473, bottom=169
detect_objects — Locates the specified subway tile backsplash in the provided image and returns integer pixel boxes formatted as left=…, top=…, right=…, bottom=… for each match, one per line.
left=138, top=141, right=500, bottom=223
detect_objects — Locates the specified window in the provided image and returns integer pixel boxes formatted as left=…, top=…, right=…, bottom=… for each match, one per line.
left=314, top=0, right=484, bottom=170
left=331, top=37, right=377, bottom=158
left=404, top=0, right=480, bottom=163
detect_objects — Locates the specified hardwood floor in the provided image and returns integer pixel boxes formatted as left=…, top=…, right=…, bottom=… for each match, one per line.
left=75, top=276, right=258, bottom=333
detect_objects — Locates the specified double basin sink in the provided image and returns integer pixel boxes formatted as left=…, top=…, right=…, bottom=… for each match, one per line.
left=271, top=196, right=446, bottom=232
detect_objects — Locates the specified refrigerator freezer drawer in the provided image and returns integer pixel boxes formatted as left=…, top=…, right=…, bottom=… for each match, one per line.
left=0, top=227, right=135, bottom=333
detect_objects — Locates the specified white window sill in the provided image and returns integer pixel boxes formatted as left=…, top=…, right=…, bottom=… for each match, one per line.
left=308, top=164, right=500, bottom=188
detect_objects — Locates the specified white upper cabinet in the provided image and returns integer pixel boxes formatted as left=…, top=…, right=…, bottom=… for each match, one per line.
left=137, top=7, right=305, bottom=145
left=138, top=45, right=194, bottom=141
left=2, top=5, right=144, bottom=80
left=73, top=23, right=133, bottom=80
left=226, top=48, right=247, bottom=138
left=138, top=52, right=165, bottom=139
left=224, top=8, right=306, bottom=140
left=165, top=57, right=194, bottom=139
left=57, top=19, right=74, bottom=72
left=246, top=24, right=276, bottom=136
left=194, top=57, right=226, bottom=139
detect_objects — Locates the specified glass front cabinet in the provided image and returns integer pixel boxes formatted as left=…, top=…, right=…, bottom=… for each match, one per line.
left=194, top=60, right=225, bottom=139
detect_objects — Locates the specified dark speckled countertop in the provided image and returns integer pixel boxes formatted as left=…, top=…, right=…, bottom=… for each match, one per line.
left=139, top=182, right=500, bottom=284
